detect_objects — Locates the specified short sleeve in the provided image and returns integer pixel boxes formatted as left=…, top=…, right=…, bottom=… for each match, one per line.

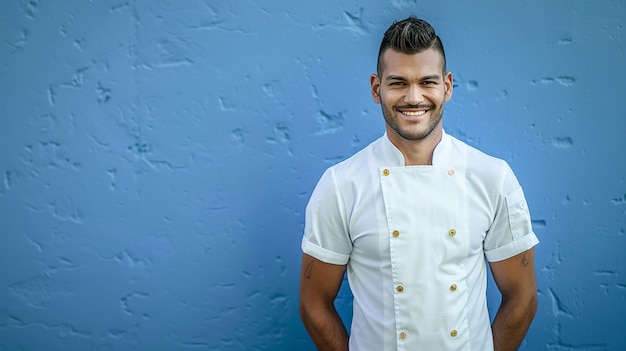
left=301, top=168, right=352, bottom=265
left=484, top=162, right=539, bottom=262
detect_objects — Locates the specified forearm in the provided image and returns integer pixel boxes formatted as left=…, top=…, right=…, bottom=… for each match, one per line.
left=491, top=295, right=538, bottom=351
left=300, top=304, right=349, bottom=351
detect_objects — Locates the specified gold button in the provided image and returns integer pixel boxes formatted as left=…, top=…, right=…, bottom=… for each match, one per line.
left=450, top=284, right=457, bottom=291
left=449, top=229, right=456, bottom=237
left=396, top=285, right=404, bottom=293
left=451, top=329, right=458, bottom=337
left=392, top=230, right=400, bottom=238
left=447, top=169, right=455, bottom=176
left=399, top=332, right=407, bottom=340
left=382, top=169, right=390, bottom=176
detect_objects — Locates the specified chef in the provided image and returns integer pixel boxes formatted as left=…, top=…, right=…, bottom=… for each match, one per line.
left=299, top=16, right=539, bottom=351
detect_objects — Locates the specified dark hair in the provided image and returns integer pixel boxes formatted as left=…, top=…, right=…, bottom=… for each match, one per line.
left=376, top=15, right=446, bottom=75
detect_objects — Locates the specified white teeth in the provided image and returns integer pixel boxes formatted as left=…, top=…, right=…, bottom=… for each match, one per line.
left=402, top=110, right=426, bottom=116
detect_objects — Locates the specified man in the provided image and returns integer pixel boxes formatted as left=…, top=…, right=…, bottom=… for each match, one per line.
left=299, top=15, right=539, bottom=351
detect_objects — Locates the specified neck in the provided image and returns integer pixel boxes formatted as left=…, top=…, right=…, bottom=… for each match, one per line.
left=387, top=127, right=443, bottom=166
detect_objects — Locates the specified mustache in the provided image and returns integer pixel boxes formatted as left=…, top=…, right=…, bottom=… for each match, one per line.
left=394, top=104, right=435, bottom=110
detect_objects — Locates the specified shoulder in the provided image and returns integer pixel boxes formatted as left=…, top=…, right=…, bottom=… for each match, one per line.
left=449, top=135, right=508, bottom=168
left=448, top=135, right=521, bottom=195
left=309, top=136, right=382, bottom=200
left=326, top=136, right=384, bottom=180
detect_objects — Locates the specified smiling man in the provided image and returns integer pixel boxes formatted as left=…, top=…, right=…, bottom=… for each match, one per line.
left=299, top=16, right=539, bottom=351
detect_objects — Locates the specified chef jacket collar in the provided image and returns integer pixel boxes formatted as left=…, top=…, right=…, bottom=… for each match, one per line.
left=382, top=129, right=452, bottom=167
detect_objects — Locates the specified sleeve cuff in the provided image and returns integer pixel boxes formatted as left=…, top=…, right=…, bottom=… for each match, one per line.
left=301, top=236, right=350, bottom=265
left=485, top=232, right=539, bottom=262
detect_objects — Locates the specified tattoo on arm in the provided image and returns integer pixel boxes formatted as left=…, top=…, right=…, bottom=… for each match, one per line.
left=521, top=252, right=529, bottom=267
left=304, top=260, right=314, bottom=279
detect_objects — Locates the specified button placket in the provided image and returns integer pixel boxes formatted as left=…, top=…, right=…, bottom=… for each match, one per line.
left=382, top=168, right=407, bottom=346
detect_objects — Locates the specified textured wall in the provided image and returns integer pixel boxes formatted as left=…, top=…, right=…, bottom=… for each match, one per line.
left=1, top=0, right=624, bottom=350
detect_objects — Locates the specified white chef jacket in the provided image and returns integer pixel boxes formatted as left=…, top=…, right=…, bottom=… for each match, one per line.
left=301, top=131, right=539, bottom=350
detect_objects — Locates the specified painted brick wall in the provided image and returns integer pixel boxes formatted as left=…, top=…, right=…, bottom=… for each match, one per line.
left=1, top=1, right=624, bottom=350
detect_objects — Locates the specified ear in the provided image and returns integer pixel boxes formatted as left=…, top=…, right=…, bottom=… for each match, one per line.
left=370, top=73, right=381, bottom=104
left=443, top=71, right=453, bottom=102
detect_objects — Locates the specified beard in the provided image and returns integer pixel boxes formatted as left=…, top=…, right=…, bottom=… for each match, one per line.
left=381, top=101, right=444, bottom=141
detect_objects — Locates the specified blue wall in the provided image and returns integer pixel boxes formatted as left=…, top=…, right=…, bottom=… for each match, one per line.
left=1, top=1, right=624, bottom=350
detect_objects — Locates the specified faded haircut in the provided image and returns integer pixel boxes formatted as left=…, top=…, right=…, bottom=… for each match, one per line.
left=376, top=15, right=447, bottom=75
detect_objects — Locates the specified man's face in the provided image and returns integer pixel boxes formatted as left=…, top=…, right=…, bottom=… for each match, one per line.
left=370, top=48, right=453, bottom=143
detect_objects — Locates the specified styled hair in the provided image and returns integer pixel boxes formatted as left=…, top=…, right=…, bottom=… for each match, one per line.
left=376, top=15, right=446, bottom=75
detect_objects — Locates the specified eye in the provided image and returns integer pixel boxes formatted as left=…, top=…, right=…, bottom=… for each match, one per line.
left=389, top=81, right=406, bottom=86
left=422, top=81, right=437, bottom=85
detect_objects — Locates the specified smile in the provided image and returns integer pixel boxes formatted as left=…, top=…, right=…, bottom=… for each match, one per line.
left=401, top=110, right=427, bottom=116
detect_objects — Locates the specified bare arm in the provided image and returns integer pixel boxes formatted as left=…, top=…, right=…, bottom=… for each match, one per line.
left=490, top=248, right=538, bottom=351
left=299, top=253, right=349, bottom=351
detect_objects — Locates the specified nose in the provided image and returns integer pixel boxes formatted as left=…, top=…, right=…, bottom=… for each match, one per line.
left=404, top=84, right=424, bottom=105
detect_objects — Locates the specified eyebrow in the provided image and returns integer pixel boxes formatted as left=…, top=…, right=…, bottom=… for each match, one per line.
left=385, top=74, right=441, bottom=81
